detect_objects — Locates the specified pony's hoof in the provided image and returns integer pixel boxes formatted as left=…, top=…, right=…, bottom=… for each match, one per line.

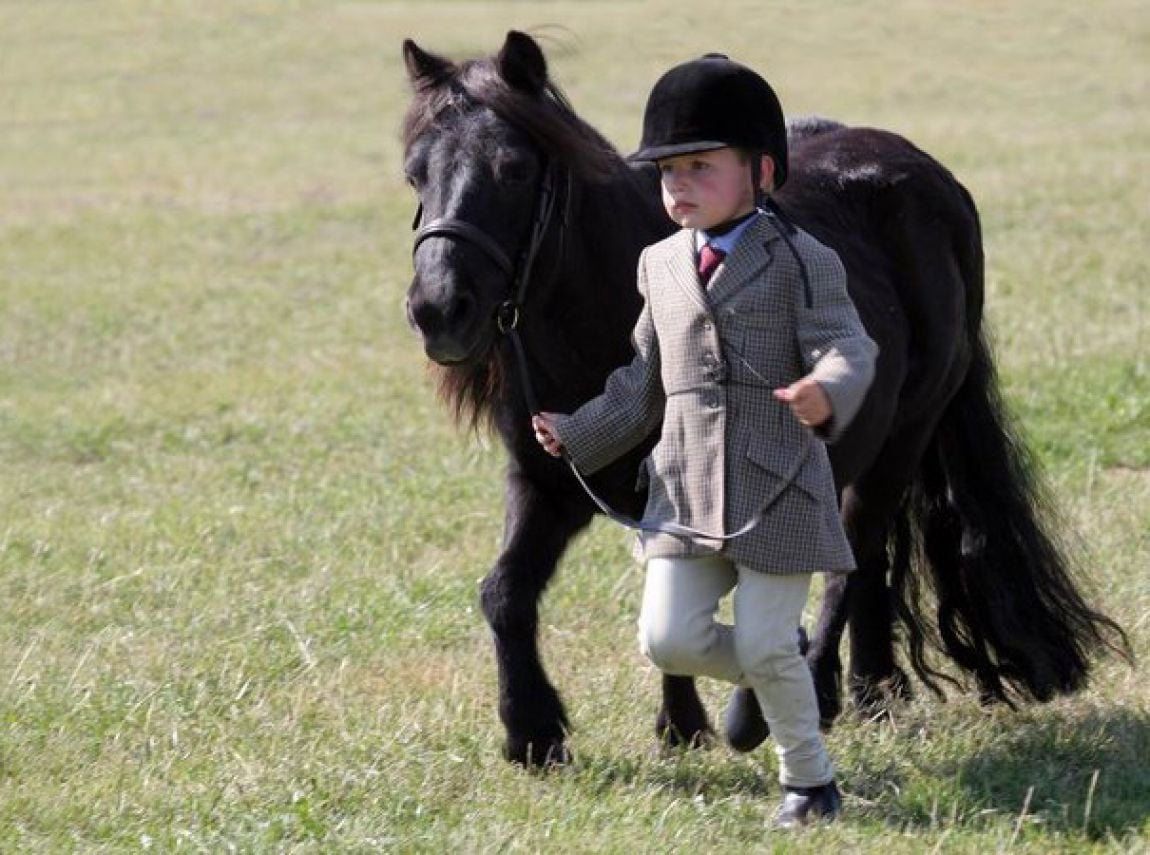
left=724, top=687, right=769, bottom=752
left=815, top=684, right=842, bottom=731
left=849, top=668, right=912, bottom=721
left=503, top=734, right=571, bottom=769
left=655, top=711, right=712, bottom=750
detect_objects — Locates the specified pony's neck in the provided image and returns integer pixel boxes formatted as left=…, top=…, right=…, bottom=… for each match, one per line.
left=511, top=162, right=670, bottom=409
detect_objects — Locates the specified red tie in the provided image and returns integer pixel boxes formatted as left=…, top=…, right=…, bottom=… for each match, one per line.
left=698, top=243, right=726, bottom=284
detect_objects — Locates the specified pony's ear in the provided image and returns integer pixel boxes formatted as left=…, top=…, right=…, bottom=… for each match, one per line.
left=497, top=31, right=548, bottom=95
left=403, top=39, right=454, bottom=88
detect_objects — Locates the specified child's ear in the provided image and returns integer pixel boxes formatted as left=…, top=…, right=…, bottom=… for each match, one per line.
left=759, top=155, right=776, bottom=192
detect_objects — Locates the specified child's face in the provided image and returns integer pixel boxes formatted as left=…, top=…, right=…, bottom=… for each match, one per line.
left=657, top=147, right=759, bottom=230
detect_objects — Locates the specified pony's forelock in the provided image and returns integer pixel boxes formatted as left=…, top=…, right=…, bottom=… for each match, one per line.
left=403, top=56, right=620, bottom=183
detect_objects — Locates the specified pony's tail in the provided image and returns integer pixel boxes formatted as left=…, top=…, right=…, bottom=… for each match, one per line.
left=892, top=328, right=1132, bottom=704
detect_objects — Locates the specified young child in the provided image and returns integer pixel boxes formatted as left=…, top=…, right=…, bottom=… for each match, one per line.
left=533, top=54, right=875, bottom=827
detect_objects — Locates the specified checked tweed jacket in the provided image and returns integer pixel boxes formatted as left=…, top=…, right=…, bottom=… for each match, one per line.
left=553, top=212, right=877, bottom=574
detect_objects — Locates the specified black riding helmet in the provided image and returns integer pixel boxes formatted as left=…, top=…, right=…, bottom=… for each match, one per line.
left=630, top=53, right=788, bottom=190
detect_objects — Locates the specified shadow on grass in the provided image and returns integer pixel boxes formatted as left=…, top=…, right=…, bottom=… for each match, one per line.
left=844, top=704, right=1150, bottom=839
left=571, top=743, right=773, bottom=802
left=949, top=706, right=1150, bottom=838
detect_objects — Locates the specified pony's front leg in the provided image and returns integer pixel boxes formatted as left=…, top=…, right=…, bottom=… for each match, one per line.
left=479, top=469, right=593, bottom=767
left=657, top=674, right=712, bottom=748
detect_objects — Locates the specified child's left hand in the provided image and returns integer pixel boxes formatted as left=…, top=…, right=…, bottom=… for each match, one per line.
left=774, top=377, right=832, bottom=429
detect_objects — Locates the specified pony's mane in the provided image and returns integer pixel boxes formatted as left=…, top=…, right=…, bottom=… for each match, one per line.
left=402, top=56, right=621, bottom=183
left=785, top=115, right=847, bottom=144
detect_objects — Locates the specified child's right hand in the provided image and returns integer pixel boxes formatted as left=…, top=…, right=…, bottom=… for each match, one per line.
left=532, top=413, right=566, bottom=458
left=774, top=376, right=832, bottom=429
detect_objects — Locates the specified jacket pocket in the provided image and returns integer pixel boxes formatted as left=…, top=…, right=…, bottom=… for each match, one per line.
left=745, top=438, right=822, bottom=500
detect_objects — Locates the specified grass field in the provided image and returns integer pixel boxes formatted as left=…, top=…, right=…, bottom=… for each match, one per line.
left=1, top=0, right=1146, bottom=851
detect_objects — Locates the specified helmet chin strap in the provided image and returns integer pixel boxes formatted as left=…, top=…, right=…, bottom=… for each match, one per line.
left=750, top=150, right=768, bottom=210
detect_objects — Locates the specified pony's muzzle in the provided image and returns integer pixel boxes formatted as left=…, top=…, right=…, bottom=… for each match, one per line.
left=405, top=281, right=481, bottom=364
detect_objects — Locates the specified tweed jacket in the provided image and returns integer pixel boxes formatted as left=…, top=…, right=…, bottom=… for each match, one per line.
left=553, top=212, right=876, bottom=574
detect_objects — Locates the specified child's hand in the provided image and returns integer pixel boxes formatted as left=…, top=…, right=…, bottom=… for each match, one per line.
left=774, top=377, right=831, bottom=429
left=532, top=413, right=566, bottom=458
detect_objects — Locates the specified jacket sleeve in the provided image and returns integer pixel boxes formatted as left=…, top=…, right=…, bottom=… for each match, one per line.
left=796, top=239, right=877, bottom=443
left=551, top=250, right=664, bottom=475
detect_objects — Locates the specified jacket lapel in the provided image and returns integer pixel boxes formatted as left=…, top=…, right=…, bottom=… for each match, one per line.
left=706, top=215, right=780, bottom=307
left=664, top=229, right=711, bottom=314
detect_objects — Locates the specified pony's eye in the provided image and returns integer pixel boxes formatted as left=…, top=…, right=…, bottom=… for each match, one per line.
left=403, top=160, right=425, bottom=189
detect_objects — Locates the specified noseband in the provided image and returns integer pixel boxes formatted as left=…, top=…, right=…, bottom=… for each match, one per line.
left=412, top=216, right=515, bottom=280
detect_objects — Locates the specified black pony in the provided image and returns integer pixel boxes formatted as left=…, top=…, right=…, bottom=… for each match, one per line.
left=401, top=31, right=1128, bottom=766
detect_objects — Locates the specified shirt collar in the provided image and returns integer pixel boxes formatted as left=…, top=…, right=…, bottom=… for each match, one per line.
left=695, top=208, right=762, bottom=255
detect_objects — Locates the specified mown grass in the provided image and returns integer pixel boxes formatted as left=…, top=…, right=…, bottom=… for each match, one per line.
left=1, top=0, right=1146, bottom=852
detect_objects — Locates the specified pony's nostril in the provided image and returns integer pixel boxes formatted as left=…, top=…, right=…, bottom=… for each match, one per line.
left=407, top=287, right=478, bottom=340
left=447, top=292, right=476, bottom=327
left=408, top=293, right=443, bottom=337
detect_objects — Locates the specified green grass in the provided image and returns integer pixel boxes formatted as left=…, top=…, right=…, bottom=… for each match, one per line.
left=1, top=0, right=1147, bottom=851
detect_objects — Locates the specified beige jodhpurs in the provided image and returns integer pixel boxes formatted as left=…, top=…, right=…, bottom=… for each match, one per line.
left=638, top=555, right=834, bottom=788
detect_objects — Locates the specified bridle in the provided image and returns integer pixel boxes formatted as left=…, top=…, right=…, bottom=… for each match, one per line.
left=411, top=161, right=564, bottom=415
